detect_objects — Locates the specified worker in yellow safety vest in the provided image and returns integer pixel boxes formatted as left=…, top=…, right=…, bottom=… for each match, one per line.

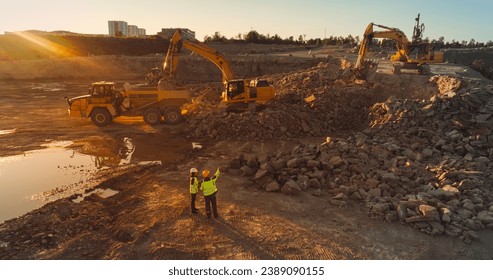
left=190, top=167, right=199, bottom=214
left=200, top=168, right=220, bottom=219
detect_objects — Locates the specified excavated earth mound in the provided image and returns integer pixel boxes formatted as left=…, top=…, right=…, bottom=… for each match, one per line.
left=184, top=59, right=439, bottom=140
left=186, top=60, right=493, bottom=241
left=185, top=60, right=376, bottom=140
left=225, top=74, right=493, bottom=242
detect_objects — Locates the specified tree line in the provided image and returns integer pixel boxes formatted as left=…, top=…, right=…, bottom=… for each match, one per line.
left=204, top=30, right=493, bottom=49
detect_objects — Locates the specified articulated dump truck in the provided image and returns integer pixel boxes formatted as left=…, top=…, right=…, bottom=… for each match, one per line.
left=67, top=81, right=191, bottom=126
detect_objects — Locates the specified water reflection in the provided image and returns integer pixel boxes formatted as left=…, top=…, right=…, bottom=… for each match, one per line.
left=0, top=146, right=98, bottom=223
left=0, top=134, right=188, bottom=223
left=91, top=137, right=136, bottom=169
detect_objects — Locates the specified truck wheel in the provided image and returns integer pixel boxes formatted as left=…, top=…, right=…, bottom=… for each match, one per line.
left=164, top=107, right=182, bottom=124
left=143, top=108, right=161, bottom=125
left=91, top=108, right=112, bottom=126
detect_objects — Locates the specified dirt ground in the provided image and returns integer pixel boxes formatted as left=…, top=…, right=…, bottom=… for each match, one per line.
left=1, top=47, right=493, bottom=259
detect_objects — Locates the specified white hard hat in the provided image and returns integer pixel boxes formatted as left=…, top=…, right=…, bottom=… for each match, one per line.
left=190, top=167, right=198, bottom=173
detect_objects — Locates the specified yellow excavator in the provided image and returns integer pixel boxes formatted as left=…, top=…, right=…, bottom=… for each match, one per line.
left=159, top=30, right=275, bottom=110
left=354, top=14, right=443, bottom=79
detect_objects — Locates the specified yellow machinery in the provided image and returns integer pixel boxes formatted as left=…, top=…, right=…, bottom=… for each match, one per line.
left=67, top=81, right=191, bottom=126
left=161, top=30, right=275, bottom=109
left=354, top=14, right=443, bottom=78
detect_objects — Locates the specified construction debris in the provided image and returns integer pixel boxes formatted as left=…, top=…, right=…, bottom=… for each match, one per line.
left=185, top=60, right=375, bottom=139
left=224, top=72, right=493, bottom=240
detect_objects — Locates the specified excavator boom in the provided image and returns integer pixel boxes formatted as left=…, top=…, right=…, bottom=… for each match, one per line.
left=163, top=30, right=235, bottom=83
left=355, top=23, right=411, bottom=70
left=160, top=30, right=275, bottom=106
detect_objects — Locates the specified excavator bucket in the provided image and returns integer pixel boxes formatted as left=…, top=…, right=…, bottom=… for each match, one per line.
left=354, top=60, right=378, bottom=80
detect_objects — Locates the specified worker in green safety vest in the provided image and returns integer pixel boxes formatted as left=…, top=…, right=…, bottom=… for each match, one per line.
left=200, top=168, right=220, bottom=219
left=190, top=167, right=199, bottom=214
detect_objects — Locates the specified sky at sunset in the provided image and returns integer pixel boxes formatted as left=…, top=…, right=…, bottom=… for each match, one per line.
left=1, top=0, right=491, bottom=42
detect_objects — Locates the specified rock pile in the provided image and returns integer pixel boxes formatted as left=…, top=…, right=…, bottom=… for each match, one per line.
left=472, top=59, right=493, bottom=81
left=185, top=60, right=375, bottom=140
left=228, top=75, right=493, bottom=241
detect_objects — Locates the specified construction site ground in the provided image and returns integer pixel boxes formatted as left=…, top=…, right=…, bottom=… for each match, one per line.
left=1, top=46, right=493, bottom=260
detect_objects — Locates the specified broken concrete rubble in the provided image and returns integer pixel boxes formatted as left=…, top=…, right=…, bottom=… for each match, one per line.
left=189, top=57, right=492, bottom=241
left=222, top=72, right=493, bottom=240
left=185, top=60, right=376, bottom=140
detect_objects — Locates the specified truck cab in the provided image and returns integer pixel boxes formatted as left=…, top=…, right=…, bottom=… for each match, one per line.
left=67, top=82, right=120, bottom=126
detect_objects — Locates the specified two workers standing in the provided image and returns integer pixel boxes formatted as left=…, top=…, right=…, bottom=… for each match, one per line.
left=190, top=167, right=220, bottom=219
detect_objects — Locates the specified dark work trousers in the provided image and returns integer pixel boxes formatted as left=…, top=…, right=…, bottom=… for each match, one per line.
left=191, top=193, right=198, bottom=212
left=204, top=192, right=218, bottom=218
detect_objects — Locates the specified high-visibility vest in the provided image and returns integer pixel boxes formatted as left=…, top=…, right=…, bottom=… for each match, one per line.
left=190, top=177, right=198, bottom=194
left=200, top=169, right=220, bottom=196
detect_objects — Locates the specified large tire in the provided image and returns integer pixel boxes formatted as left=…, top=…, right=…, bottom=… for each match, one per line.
left=143, top=108, right=161, bottom=126
left=91, top=107, right=112, bottom=126
left=164, top=107, right=182, bottom=124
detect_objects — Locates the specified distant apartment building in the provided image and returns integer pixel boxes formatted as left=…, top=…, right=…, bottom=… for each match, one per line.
left=157, top=28, right=195, bottom=40
left=138, top=28, right=146, bottom=37
left=108, top=20, right=128, bottom=37
left=108, top=21, right=146, bottom=38
left=128, top=25, right=139, bottom=37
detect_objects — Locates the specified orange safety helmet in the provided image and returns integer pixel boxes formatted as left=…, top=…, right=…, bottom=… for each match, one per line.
left=202, top=169, right=210, bottom=177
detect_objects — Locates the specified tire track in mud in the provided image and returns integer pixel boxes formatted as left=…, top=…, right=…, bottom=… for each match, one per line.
left=213, top=217, right=281, bottom=259
left=214, top=206, right=341, bottom=259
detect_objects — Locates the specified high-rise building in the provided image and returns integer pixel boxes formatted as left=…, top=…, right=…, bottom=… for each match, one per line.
left=138, top=28, right=146, bottom=37
left=108, top=21, right=128, bottom=37
left=108, top=21, right=145, bottom=37
left=128, top=25, right=139, bottom=37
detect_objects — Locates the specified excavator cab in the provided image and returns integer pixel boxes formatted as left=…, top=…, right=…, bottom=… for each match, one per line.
left=226, top=80, right=246, bottom=100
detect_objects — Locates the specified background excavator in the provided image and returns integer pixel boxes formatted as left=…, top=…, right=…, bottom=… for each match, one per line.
left=159, top=30, right=275, bottom=110
left=354, top=14, right=444, bottom=79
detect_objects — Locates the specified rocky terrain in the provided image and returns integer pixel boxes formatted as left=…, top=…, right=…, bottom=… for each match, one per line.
left=184, top=57, right=493, bottom=243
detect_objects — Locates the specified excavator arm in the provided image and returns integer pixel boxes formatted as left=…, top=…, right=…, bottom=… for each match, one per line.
left=355, top=23, right=411, bottom=70
left=163, top=30, right=235, bottom=84
left=160, top=30, right=275, bottom=106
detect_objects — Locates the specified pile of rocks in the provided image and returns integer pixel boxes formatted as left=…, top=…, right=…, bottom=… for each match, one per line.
left=185, top=60, right=374, bottom=140
left=472, top=59, right=493, bottom=81
left=229, top=75, right=493, bottom=241
left=370, top=75, right=493, bottom=142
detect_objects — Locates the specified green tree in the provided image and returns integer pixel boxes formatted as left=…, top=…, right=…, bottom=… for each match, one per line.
left=245, top=30, right=260, bottom=43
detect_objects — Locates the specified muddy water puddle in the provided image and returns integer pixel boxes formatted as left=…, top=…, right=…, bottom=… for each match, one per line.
left=0, top=142, right=100, bottom=223
left=0, top=135, right=193, bottom=223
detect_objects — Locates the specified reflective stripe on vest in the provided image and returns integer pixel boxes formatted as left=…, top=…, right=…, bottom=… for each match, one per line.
left=190, top=177, right=198, bottom=194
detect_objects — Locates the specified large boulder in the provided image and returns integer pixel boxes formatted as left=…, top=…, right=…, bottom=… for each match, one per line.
left=281, top=180, right=301, bottom=195
left=265, top=181, right=281, bottom=192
